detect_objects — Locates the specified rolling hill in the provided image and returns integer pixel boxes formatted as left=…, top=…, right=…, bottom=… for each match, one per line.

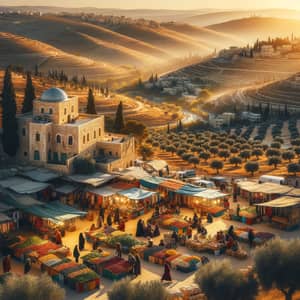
left=208, top=17, right=300, bottom=43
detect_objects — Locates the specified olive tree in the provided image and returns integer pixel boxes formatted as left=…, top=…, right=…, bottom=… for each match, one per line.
left=287, top=163, right=300, bottom=176
left=195, top=260, right=258, bottom=300
left=229, top=156, right=242, bottom=167
left=210, top=160, right=224, bottom=174
left=254, top=238, right=300, bottom=300
left=268, top=156, right=282, bottom=169
left=245, top=161, right=259, bottom=176
left=189, top=156, right=199, bottom=167
left=282, top=151, right=295, bottom=163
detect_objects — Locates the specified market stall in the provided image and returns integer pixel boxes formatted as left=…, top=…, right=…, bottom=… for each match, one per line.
left=174, top=184, right=206, bottom=207
left=54, top=184, right=79, bottom=206
left=111, top=188, right=158, bottom=219
left=189, top=189, right=228, bottom=217
left=159, top=179, right=185, bottom=203
left=39, top=254, right=100, bottom=292
left=229, top=206, right=258, bottom=225
left=0, top=213, right=14, bottom=234
left=236, top=181, right=292, bottom=205
left=140, top=176, right=166, bottom=191
left=256, top=196, right=300, bottom=230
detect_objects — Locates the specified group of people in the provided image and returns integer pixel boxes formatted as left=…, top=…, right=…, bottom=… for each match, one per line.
left=136, top=219, right=160, bottom=238
left=2, top=255, right=31, bottom=274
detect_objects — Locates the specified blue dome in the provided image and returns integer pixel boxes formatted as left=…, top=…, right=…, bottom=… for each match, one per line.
left=41, top=88, right=68, bottom=102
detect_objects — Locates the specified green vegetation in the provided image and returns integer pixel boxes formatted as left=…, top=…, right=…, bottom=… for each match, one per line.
left=0, top=274, right=65, bottom=300
left=195, top=260, right=258, bottom=300
left=255, top=238, right=300, bottom=300
left=2, top=66, right=19, bottom=157
left=22, top=72, right=35, bottom=113
left=114, top=101, right=125, bottom=133
left=86, top=88, right=97, bottom=114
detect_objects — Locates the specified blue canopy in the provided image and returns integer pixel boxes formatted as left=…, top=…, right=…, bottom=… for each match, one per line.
left=177, top=184, right=206, bottom=196
left=118, top=188, right=157, bottom=201
left=140, top=177, right=165, bottom=190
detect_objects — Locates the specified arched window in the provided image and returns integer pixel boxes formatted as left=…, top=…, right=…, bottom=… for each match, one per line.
left=83, top=135, right=86, bottom=144
left=41, top=108, right=44, bottom=114
left=49, top=108, right=53, bottom=114
left=87, top=133, right=90, bottom=142
left=68, top=136, right=73, bottom=146
left=56, top=135, right=61, bottom=144
left=94, top=131, right=96, bottom=139
left=64, top=108, right=67, bottom=115
left=36, top=132, right=40, bottom=142
left=22, top=128, right=26, bottom=137
left=99, top=128, right=101, bottom=136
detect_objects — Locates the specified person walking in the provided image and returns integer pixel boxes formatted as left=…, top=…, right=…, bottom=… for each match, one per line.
left=24, top=258, right=31, bottom=274
left=79, top=233, right=85, bottom=251
left=73, top=245, right=80, bottom=263
left=128, top=252, right=136, bottom=275
left=107, top=214, right=112, bottom=226
left=2, top=255, right=11, bottom=273
left=55, top=229, right=62, bottom=245
left=161, top=261, right=172, bottom=282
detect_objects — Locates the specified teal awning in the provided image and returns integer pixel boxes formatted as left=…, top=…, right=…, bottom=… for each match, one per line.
left=118, top=188, right=157, bottom=201
left=140, top=177, right=166, bottom=190
left=177, top=184, right=206, bottom=196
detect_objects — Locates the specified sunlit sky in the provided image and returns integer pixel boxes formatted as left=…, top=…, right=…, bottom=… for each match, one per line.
left=2, top=0, right=300, bottom=10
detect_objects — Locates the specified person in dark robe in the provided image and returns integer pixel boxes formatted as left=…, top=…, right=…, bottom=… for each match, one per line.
left=136, top=219, right=144, bottom=237
left=153, top=224, right=160, bottom=237
left=248, top=229, right=255, bottom=248
left=114, top=208, right=120, bottom=224
left=134, top=253, right=141, bottom=277
left=100, top=206, right=105, bottom=220
left=128, top=252, right=136, bottom=275
left=161, top=261, right=172, bottom=282
left=119, top=220, right=125, bottom=232
left=159, top=239, right=165, bottom=247
left=192, top=213, right=198, bottom=228
left=79, top=233, right=85, bottom=251
left=207, top=213, right=213, bottom=224
left=2, top=255, right=11, bottom=273
left=107, top=214, right=112, bottom=226
left=236, top=204, right=240, bottom=217
left=146, top=223, right=153, bottom=237
left=73, top=245, right=80, bottom=263
left=115, top=243, right=122, bottom=258
left=24, top=258, right=31, bottom=274
left=97, top=215, right=103, bottom=229
left=92, top=239, right=98, bottom=251
left=171, top=230, right=179, bottom=246
left=227, top=225, right=236, bottom=240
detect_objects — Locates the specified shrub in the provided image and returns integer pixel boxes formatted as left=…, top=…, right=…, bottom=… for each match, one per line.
left=268, top=156, right=282, bottom=169
left=282, top=150, right=295, bottom=162
left=287, top=163, right=300, bottom=176
left=0, top=274, right=65, bottom=300
left=138, top=144, right=154, bottom=161
left=229, top=156, right=242, bottom=167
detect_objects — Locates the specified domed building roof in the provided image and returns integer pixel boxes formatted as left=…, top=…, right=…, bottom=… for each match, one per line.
left=40, top=87, right=68, bottom=102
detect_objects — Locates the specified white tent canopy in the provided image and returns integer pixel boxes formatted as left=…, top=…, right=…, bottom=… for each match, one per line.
left=194, top=189, right=228, bottom=200
left=67, top=172, right=118, bottom=187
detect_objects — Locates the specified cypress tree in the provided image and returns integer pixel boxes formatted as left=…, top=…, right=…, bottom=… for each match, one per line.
left=86, top=88, right=97, bottom=114
left=22, top=72, right=35, bottom=114
left=2, top=67, right=19, bottom=156
left=114, top=101, right=125, bottom=133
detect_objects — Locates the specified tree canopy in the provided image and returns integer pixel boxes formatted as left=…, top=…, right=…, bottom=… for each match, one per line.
left=22, top=72, right=35, bottom=113
left=114, top=101, right=125, bottom=133
left=86, top=88, right=97, bottom=114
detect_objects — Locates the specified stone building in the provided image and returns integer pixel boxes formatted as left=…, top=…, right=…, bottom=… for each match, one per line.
left=17, top=87, right=136, bottom=173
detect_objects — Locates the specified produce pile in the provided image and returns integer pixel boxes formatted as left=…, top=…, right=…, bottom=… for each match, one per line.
left=101, top=257, right=131, bottom=280
left=39, top=253, right=99, bottom=293
left=135, top=245, right=201, bottom=273
left=206, top=206, right=226, bottom=217
left=235, top=227, right=275, bottom=245
left=81, top=251, right=112, bottom=274
left=7, top=235, right=68, bottom=260
left=105, top=232, right=143, bottom=252
left=186, top=238, right=225, bottom=255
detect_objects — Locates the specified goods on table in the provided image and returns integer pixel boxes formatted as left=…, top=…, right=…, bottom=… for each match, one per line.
left=206, top=206, right=226, bottom=217
left=39, top=253, right=99, bottom=293
left=81, top=251, right=112, bottom=274
left=8, top=235, right=69, bottom=261
left=235, top=227, right=275, bottom=246
left=102, top=257, right=131, bottom=280
left=139, top=246, right=201, bottom=273
left=159, top=215, right=189, bottom=234
left=105, top=233, right=143, bottom=252
left=85, top=230, right=107, bottom=244
left=225, top=248, right=248, bottom=259
left=185, top=238, right=225, bottom=256
left=229, top=207, right=257, bottom=225
left=168, top=284, right=206, bottom=300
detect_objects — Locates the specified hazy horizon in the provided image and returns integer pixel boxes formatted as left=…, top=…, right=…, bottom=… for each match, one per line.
left=2, top=0, right=300, bottom=10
